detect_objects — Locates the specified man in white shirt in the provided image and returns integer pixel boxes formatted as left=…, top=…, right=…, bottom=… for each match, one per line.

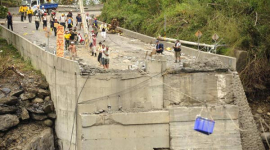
left=86, top=13, right=92, bottom=29
left=59, top=13, right=66, bottom=29
left=102, top=46, right=110, bottom=69
left=173, top=40, right=181, bottom=63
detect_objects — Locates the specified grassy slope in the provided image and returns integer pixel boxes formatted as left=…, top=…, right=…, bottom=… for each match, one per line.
left=100, top=0, right=270, bottom=93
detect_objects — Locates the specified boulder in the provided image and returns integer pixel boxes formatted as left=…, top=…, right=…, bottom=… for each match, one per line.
left=27, top=106, right=45, bottom=114
left=20, top=93, right=36, bottom=101
left=0, top=114, right=19, bottom=131
left=21, top=107, right=30, bottom=120
left=32, top=98, right=44, bottom=103
left=39, top=81, right=49, bottom=89
left=43, top=119, right=53, bottom=127
left=0, top=93, right=5, bottom=99
left=47, top=112, right=56, bottom=119
left=26, top=88, right=38, bottom=94
left=1, top=88, right=11, bottom=94
left=0, top=96, right=18, bottom=105
left=30, top=113, right=47, bottom=121
left=43, top=102, right=54, bottom=113
left=0, top=105, right=18, bottom=114
left=44, top=96, right=51, bottom=101
left=10, top=89, right=24, bottom=97
left=37, top=89, right=50, bottom=96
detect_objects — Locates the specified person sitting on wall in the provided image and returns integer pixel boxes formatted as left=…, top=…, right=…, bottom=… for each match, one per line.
left=155, top=40, right=164, bottom=55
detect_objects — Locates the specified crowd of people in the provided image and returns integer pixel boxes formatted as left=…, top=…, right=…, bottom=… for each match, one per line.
left=6, top=7, right=182, bottom=69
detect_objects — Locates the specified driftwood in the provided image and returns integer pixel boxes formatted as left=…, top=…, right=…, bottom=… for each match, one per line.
left=0, top=66, right=25, bottom=78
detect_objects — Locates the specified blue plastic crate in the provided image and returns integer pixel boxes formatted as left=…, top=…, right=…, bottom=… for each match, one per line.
left=194, top=116, right=215, bottom=135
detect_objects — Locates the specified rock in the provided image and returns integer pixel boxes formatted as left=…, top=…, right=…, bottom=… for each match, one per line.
left=43, top=119, right=53, bottom=127
left=99, top=109, right=104, bottom=113
left=30, top=113, right=47, bottom=120
left=32, top=98, right=44, bottom=103
left=0, top=93, right=5, bottom=99
left=10, top=89, right=24, bottom=97
left=0, top=132, right=5, bottom=137
left=21, top=107, right=29, bottom=120
left=0, top=96, right=18, bottom=105
left=39, top=81, right=49, bottom=89
left=223, top=98, right=234, bottom=104
left=26, top=88, right=38, bottom=94
left=36, top=93, right=45, bottom=99
left=20, top=93, right=36, bottom=101
left=1, top=88, right=11, bottom=94
left=44, top=96, right=51, bottom=101
left=267, top=96, right=270, bottom=102
left=27, top=106, right=45, bottom=114
left=42, top=102, right=54, bottom=113
left=38, top=89, right=50, bottom=96
left=257, top=108, right=263, bottom=114
left=0, top=105, right=18, bottom=114
left=267, top=112, right=270, bottom=116
left=47, top=112, right=56, bottom=119
left=261, top=132, right=270, bottom=141
left=0, top=114, right=20, bottom=131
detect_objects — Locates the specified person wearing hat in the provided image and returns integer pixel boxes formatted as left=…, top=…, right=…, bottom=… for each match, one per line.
left=27, top=7, right=33, bottom=23
left=67, top=17, right=73, bottom=29
left=42, top=13, right=47, bottom=29
left=64, top=31, right=71, bottom=50
left=76, top=13, right=82, bottom=30
left=102, top=46, right=110, bottom=69
left=34, top=13, right=40, bottom=30
left=41, top=6, right=46, bottom=16
left=173, top=40, right=181, bottom=63
left=19, top=5, right=25, bottom=22
left=68, top=41, right=77, bottom=60
left=6, top=12, right=13, bottom=31
left=155, top=40, right=164, bottom=55
left=59, top=13, right=66, bottom=29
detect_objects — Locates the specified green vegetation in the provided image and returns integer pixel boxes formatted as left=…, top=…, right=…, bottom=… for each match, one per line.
left=100, top=0, right=270, bottom=93
left=0, top=38, right=41, bottom=74
left=0, top=6, right=8, bottom=18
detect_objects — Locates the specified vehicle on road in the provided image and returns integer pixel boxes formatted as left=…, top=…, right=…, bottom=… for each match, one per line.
left=21, top=0, right=58, bottom=14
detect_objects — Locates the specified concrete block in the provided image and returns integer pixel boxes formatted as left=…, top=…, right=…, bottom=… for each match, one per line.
left=81, top=114, right=97, bottom=127
left=170, top=105, right=239, bottom=122
left=111, top=111, right=169, bottom=125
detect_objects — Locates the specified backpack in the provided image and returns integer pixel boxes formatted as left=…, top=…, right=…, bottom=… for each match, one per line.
left=68, top=18, right=72, bottom=24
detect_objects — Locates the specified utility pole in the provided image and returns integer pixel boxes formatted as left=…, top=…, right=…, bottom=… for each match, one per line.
left=78, top=0, right=90, bottom=49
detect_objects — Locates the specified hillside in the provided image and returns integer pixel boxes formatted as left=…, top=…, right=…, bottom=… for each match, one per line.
left=100, top=0, right=270, bottom=95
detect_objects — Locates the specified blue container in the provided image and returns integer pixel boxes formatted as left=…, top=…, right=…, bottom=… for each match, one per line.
left=194, top=116, right=215, bottom=135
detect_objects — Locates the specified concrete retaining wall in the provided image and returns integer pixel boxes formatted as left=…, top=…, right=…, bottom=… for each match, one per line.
left=0, top=26, right=164, bottom=150
left=164, top=73, right=233, bottom=107
left=118, top=27, right=237, bottom=70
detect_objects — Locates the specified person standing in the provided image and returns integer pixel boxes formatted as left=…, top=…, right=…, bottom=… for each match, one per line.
left=86, top=13, right=92, bottom=29
left=34, top=13, right=40, bottom=30
left=64, top=31, right=71, bottom=50
left=100, top=23, right=107, bottom=42
left=67, top=17, right=73, bottom=30
left=19, top=5, right=24, bottom=22
left=68, top=42, right=77, bottom=60
left=76, top=14, right=82, bottom=30
left=173, top=40, right=181, bottom=63
left=50, top=12, right=56, bottom=31
left=97, top=42, right=103, bottom=65
left=155, top=40, right=164, bottom=55
left=94, top=18, right=98, bottom=28
left=59, top=13, right=66, bottom=29
left=92, top=35, right=97, bottom=56
left=6, top=12, right=13, bottom=31
left=23, top=6, right=28, bottom=20
left=102, top=46, right=110, bottom=69
left=100, top=44, right=106, bottom=68
left=27, top=7, right=33, bottom=23
left=42, top=13, right=48, bottom=29
left=41, top=6, right=46, bottom=16
left=53, top=19, right=59, bottom=36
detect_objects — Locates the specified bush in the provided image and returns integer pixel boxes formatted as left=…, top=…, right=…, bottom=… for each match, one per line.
left=0, top=6, right=8, bottom=19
